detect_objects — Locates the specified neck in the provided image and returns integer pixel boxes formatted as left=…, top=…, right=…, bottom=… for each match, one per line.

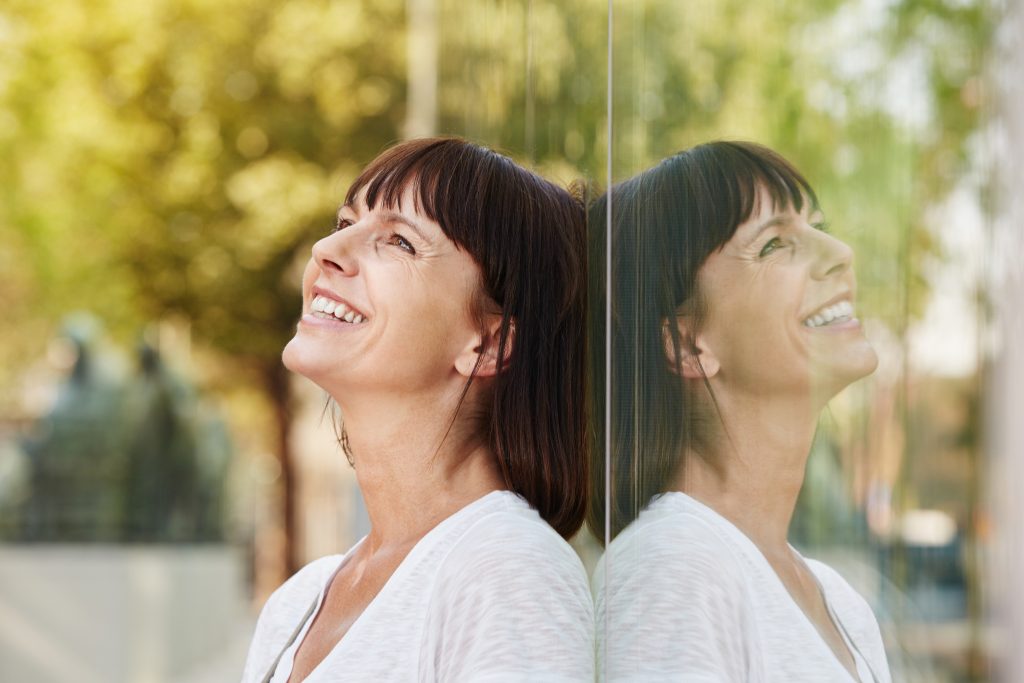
left=335, top=387, right=505, bottom=553
left=677, top=386, right=818, bottom=558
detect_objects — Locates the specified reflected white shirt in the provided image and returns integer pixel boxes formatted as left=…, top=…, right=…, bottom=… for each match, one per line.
left=593, top=492, right=892, bottom=682
left=241, top=490, right=594, bottom=682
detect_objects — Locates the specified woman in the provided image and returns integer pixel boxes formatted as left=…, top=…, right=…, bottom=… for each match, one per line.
left=589, top=141, right=892, bottom=682
left=241, top=137, right=593, bottom=682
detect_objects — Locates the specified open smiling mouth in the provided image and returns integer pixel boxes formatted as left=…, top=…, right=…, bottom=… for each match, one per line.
left=803, top=300, right=855, bottom=328
left=310, top=295, right=368, bottom=324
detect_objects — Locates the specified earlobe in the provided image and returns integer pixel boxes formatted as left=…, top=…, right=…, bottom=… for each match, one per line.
left=662, top=318, right=719, bottom=380
left=687, top=344, right=719, bottom=379
left=455, top=317, right=513, bottom=378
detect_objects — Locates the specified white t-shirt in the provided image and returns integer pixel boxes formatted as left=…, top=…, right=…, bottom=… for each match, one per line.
left=241, top=490, right=594, bottom=683
left=593, top=492, right=892, bottom=683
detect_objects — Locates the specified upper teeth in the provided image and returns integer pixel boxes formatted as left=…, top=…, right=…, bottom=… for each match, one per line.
left=804, top=300, right=854, bottom=328
left=311, top=295, right=366, bottom=323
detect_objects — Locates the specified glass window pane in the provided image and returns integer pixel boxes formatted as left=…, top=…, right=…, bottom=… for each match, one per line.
left=596, top=2, right=998, bottom=681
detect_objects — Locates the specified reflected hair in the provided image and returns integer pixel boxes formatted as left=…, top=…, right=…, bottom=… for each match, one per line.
left=338, top=137, right=588, bottom=540
left=586, top=141, right=818, bottom=542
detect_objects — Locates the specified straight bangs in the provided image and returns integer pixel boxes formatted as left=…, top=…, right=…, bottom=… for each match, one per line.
left=688, top=141, right=819, bottom=253
left=658, top=141, right=820, bottom=308
left=344, top=138, right=520, bottom=271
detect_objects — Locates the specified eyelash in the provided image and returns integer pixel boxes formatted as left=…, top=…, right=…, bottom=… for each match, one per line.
left=389, top=233, right=416, bottom=255
left=331, top=219, right=416, bottom=255
left=759, top=219, right=832, bottom=257
left=759, top=237, right=785, bottom=257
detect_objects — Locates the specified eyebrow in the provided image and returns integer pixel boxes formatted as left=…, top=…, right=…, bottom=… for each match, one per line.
left=379, top=211, right=431, bottom=243
left=744, top=210, right=828, bottom=246
left=337, top=205, right=431, bottom=243
left=744, top=215, right=792, bottom=245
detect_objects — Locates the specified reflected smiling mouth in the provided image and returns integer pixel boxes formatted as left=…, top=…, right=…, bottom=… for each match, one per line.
left=803, top=299, right=854, bottom=328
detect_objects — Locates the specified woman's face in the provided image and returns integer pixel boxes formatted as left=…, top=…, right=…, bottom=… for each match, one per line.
left=282, top=184, right=485, bottom=401
left=692, top=188, right=878, bottom=403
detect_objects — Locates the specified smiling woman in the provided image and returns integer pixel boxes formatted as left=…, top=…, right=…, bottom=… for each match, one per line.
left=241, top=137, right=592, bottom=682
left=589, top=141, right=891, bottom=682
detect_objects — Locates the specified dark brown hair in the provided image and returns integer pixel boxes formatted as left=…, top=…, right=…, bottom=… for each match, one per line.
left=343, top=137, right=588, bottom=539
left=587, top=141, right=818, bottom=542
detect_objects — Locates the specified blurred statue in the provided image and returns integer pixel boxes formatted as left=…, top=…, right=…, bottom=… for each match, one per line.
left=121, top=336, right=233, bottom=541
left=19, top=316, right=233, bottom=542
left=191, top=400, right=232, bottom=541
left=122, top=340, right=200, bottom=541
left=20, top=313, right=129, bottom=541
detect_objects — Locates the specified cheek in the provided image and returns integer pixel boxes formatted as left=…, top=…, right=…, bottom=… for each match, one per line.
left=377, top=283, right=477, bottom=363
left=705, top=287, right=802, bottom=372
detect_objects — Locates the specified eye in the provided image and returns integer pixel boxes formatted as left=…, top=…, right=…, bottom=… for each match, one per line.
left=813, top=220, right=831, bottom=234
left=759, top=237, right=784, bottom=257
left=332, top=217, right=354, bottom=234
left=389, top=233, right=416, bottom=254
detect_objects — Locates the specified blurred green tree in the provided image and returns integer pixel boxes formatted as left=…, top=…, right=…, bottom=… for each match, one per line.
left=0, top=0, right=607, bottom=574
left=1, top=0, right=412, bottom=572
left=0, top=0, right=991, bottom=579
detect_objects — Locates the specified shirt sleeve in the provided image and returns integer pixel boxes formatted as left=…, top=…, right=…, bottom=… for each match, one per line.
left=595, top=517, right=756, bottom=683
left=421, top=515, right=595, bottom=682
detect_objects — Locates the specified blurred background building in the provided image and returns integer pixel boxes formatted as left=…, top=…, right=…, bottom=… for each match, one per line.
left=0, top=0, right=1017, bottom=681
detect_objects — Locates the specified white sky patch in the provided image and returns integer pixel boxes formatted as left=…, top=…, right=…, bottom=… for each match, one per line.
left=907, top=183, right=987, bottom=377
left=807, top=0, right=935, bottom=133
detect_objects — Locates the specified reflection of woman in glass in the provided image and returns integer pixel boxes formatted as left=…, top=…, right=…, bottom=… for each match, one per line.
left=590, top=142, right=891, bottom=681
left=242, top=138, right=593, bottom=682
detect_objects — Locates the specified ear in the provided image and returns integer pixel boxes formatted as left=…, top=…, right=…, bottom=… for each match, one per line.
left=455, top=315, right=514, bottom=378
left=662, top=317, right=720, bottom=380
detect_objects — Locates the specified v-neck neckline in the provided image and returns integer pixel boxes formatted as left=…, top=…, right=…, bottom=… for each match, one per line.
left=277, top=490, right=509, bottom=682
left=810, top=567, right=877, bottom=683
left=658, top=492, right=871, bottom=682
left=276, top=539, right=366, bottom=683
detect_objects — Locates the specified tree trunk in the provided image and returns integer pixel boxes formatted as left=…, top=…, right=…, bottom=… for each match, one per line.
left=404, top=0, right=438, bottom=138
left=263, top=363, right=298, bottom=577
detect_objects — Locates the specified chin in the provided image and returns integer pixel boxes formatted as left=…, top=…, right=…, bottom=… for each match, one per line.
left=806, top=338, right=879, bottom=404
left=282, top=334, right=319, bottom=381
left=844, top=336, right=880, bottom=382
left=859, top=345, right=880, bottom=378
left=822, top=344, right=879, bottom=398
left=282, top=334, right=360, bottom=400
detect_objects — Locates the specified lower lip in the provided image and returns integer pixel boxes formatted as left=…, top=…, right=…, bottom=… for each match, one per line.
left=297, top=313, right=365, bottom=330
left=804, top=317, right=862, bottom=332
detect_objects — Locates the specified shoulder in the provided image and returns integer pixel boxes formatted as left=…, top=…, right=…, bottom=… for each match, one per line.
left=438, top=491, right=585, bottom=573
left=600, top=493, right=752, bottom=593
left=435, top=491, right=590, bottom=602
left=423, top=492, right=594, bottom=681
left=597, top=494, right=757, bottom=634
left=599, top=507, right=751, bottom=618
left=595, top=496, right=760, bottom=679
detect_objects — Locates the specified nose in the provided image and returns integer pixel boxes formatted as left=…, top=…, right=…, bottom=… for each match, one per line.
left=312, top=228, right=360, bottom=277
left=810, top=230, right=853, bottom=280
